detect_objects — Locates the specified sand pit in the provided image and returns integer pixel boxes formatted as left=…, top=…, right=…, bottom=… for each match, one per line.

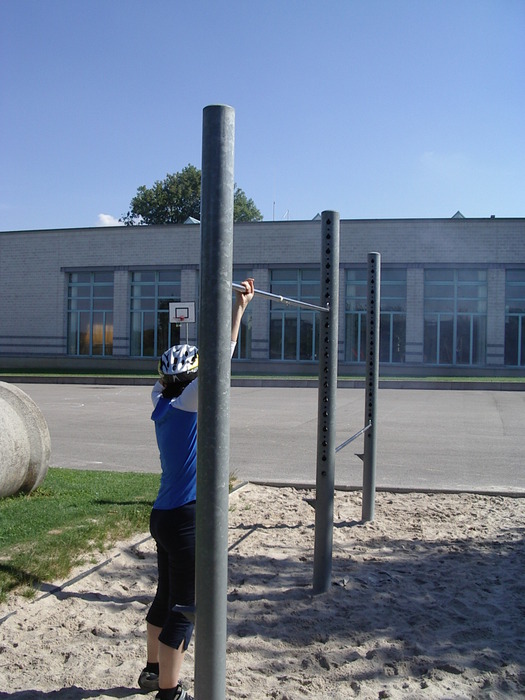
left=0, top=484, right=524, bottom=699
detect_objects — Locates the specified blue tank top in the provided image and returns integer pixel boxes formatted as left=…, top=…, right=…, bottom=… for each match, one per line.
left=151, top=398, right=198, bottom=510
left=150, top=343, right=236, bottom=510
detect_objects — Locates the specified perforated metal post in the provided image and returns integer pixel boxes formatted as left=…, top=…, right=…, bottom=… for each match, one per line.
left=195, top=104, right=235, bottom=700
left=313, top=210, right=340, bottom=594
left=362, top=252, right=380, bottom=522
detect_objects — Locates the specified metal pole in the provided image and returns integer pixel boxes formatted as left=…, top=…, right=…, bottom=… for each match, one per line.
left=232, top=282, right=329, bottom=313
left=313, top=210, right=339, bottom=594
left=195, top=104, right=235, bottom=700
left=362, top=252, right=380, bottom=522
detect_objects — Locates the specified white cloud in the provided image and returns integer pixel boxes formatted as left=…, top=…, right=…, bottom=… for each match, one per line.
left=97, top=213, right=124, bottom=227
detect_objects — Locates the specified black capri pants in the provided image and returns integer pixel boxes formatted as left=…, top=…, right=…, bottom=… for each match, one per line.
left=146, top=502, right=196, bottom=650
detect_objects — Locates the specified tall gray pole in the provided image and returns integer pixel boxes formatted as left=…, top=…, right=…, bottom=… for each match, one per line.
left=362, top=251, right=380, bottom=522
left=313, top=210, right=340, bottom=594
left=195, top=104, right=235, bottom=700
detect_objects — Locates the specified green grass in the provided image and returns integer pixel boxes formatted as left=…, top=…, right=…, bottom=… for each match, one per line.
left=0, top=468, right=159, bottom=602
left=0, top=370, right=156, bottom=378
left=231, top=374, right=525, bottom=384
left=371, top=375, right=524, bottom=383
left=1, top=368, right=523, bottom=382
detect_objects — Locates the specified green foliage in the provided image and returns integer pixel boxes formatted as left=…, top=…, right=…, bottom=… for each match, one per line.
left=0, top=468, right=159, bottom=601
left=233, top=186, right=263, bottom=222
left=120, top=164, right=262, bottom=225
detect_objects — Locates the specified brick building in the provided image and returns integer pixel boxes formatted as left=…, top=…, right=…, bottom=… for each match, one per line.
left=0, top=216, right=524, bottom=376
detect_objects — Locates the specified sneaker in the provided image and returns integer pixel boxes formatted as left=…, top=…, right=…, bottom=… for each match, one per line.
left=138, top=668, right=159, bottom=692
left=155, top=684, right=194, bottom=700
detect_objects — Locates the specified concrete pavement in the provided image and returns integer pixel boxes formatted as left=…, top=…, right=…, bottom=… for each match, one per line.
left=17, top=383, right=525, bottom=495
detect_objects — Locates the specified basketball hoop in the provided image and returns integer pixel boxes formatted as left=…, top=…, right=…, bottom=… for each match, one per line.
left=169, top=302, right=195, bottom=324
left=169, top=302, right=196, bottom=345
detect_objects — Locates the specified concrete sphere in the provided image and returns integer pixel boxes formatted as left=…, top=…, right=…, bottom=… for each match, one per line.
left=0, top=382, right=51, bottom=498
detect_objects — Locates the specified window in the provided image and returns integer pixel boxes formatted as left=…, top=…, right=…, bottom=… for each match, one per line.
left=130, top=270, right=181, bottom=356
left=67, top=272, right=114, bottom=355
left=269, top=269, right=320, bottom=361
left=424, top=269, right=487, bottom=365
left=232, top=268, right=253, bottom=359
left=345, top=268, right=406, bottom=363
left=505, top=269, right=525, bottom=366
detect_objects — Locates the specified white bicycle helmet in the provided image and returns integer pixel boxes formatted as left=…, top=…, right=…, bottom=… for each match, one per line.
left=158, top=344, right=199, bottom=382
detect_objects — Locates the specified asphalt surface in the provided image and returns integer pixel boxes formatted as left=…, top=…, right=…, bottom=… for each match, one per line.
left=17, top=383, right=525, bottom=495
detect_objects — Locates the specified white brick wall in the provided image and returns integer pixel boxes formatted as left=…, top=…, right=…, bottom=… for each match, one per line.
left=1, top=218, right=524, bottom=373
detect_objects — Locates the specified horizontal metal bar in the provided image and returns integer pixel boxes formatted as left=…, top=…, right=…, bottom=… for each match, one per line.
left=232, top=282, right=329, bottom=313
left=335, top=422, right=372, bottom=454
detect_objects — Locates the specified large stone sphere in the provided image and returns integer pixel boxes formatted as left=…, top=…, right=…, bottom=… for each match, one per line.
left=0, top=382, right=51, bottom=498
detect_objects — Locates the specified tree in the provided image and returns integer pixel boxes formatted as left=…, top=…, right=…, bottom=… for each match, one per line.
left=233, top=186, right=263, bottom=222
left=120, top=164, right=263, bottom=225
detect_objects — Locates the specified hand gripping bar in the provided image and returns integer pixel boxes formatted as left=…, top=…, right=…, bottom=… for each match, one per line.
left=232, top=282, right=329, bottom=313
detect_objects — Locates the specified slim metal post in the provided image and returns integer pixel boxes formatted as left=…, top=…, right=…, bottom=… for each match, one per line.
left=313, top=210, right=340, bottom=594
left=362, top=252, right=380, bottom=522
left=195, top=104, right=235, bottom=700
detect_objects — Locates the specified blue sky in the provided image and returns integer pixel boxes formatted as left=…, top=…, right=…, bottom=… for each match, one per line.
left=1, top=0, right=523, bottom=231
